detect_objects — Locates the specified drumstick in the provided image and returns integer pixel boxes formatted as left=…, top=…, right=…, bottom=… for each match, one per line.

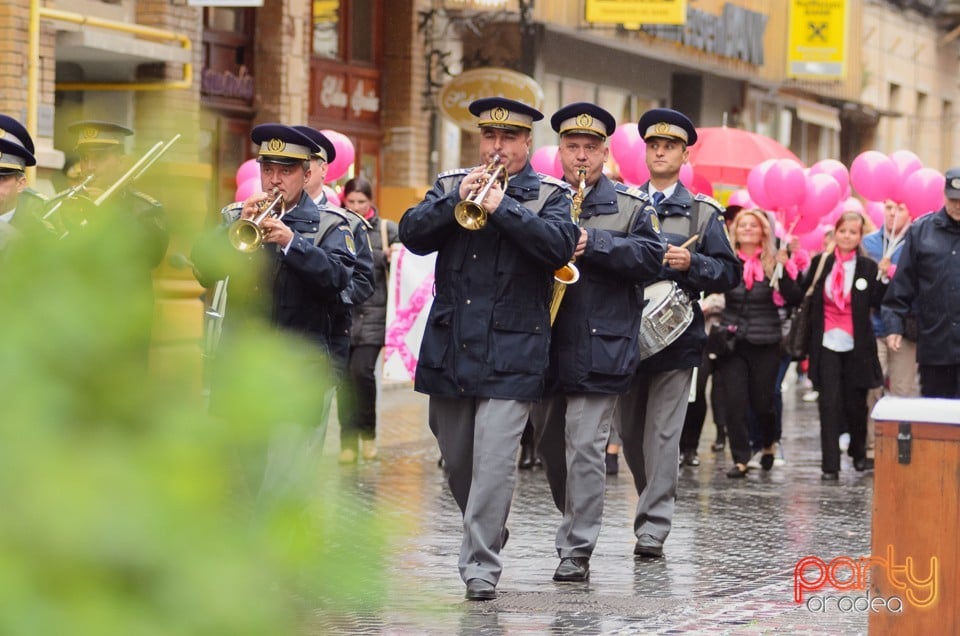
left=663, top=234, right=699, bottom=264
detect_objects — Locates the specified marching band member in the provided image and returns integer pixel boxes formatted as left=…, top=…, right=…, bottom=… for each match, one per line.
left=618, top=108, right=740, bottom=559
left=399, top=97, right=578, bottom=601
left=190, top=123, right=356, bottom=463
left=0, top=114, right=48, bottom=252
left=532, top=102, right=665, bottom=583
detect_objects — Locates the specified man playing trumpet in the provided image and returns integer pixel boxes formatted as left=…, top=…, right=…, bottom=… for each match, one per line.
left=531, top=103, right=665, bottom=583
left=399, top=97, right=578, bottom=601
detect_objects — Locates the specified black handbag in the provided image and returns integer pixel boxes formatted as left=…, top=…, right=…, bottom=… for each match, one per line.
left=782, top=253, right=830, bottom=360
left=706, top=322, right=738, bottom=359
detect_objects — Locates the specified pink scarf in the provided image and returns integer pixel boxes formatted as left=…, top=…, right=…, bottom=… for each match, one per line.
left=829, top=248, right=855, bottom=311
left=738, top=250, right=765, bottom=290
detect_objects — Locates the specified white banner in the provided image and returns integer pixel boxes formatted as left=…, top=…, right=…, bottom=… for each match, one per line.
left=383, top=246, right=437, bottom=382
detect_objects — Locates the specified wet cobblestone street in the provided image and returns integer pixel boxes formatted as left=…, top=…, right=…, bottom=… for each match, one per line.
left=312, top=371, right=874, bottom=634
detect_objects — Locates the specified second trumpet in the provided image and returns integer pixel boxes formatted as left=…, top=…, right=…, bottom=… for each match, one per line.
left=455, top=154, right=508, bottom=231
left=228, top=187, right=286, bottom=252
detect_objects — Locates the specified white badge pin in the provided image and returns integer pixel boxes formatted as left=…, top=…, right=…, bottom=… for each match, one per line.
left=855, top=277, right=868, bottom=291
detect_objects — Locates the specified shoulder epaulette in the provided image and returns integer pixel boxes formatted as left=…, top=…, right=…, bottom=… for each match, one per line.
left=438, top=168, right=470, bottom=180
left=339, top=206, right=373, bottom=230
left=694, top=192, right=724, bottom=213
left=129, top=190, right=162, bottom=208
left=218, top=201, right=243, bottom=223
left=615, top=183, right=650, bottom=202
left=538, top=174, right=572, bottom=191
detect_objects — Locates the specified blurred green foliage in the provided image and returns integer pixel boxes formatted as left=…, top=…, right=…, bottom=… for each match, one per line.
left=0, top=195, right=387, bottom=633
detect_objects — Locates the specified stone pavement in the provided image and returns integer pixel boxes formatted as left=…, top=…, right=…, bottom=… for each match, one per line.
left=312, top=370, right=874, bottom=634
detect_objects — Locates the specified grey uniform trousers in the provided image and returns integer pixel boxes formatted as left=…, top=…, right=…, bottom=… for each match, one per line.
left=429, top=395, right=529, bottom=585
left=532, top=392, right=617, bottom=558
left=618, top=368, right=693, bottom=543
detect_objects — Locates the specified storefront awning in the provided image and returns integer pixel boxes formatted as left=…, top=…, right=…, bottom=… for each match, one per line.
left=795, top=100, right=841, bottom=131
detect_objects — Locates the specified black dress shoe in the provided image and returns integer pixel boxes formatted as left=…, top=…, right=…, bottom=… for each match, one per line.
left=821, top=471, right=839, bottom=481
left=760, top=453, right=775, bottom=471
left=553, top=557, right=590, bottom=582
left=711, top=440, right=726, bottom=452
left=518, top=443, right=536, bottom=469
left=465, top=579, right=497, bottom=601
left=633, top=534, right=664, bottom=558
left=853, top=457, right=874, bottom=472
left=680, top=451, right=700, bottom=467
left=726, top=464, right=749, bottom=478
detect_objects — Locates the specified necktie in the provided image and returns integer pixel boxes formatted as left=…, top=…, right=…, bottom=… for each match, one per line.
left=652, top=191, right=665, bottom=207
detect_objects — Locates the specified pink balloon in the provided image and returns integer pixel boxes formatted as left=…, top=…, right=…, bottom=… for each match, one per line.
left=610, top=124, right=644, bottom=167
left=901, top=168, right=945, bottom=219
left=764, top=159, right=807, bottom=209
left=865, top=200, right=885, bottom=228
left=888, top=150, right=923, bottom=203
left=679, top=162, right=694, bottom=185
left=810, top=159, right=850, bottom=200
left=842, top=197, right=865, bottom=214
left=747, top=159, right=777, bottom=210
left=235, top=176, right=261, bottom=202
left=323, top=185, right=341, bottom=207
left=618, top=157, right=650, bottom=186
left=235, top=159, right=260, bottom=187
left=727, top=189, right=754, bottom=209
left=530, top=145, right=563, bottom=179
left=792, top=208, right=822, bottom=235
left=850, top=151, right=897, bottom=202
left=801, top=173, right=842, bottom=219
left=321, top=129, right=356, bottom=183
left=798, top=225, right=828, bottom=252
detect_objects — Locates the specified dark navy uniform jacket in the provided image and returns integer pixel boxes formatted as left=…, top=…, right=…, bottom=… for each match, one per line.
left=638, top=181, right=741, bottom=373
left=882, top=208, right=960, bottom=366
left=399, top=162, right=579, bottom=401
left=192, top=191, right=356, bottom=354
left=548, top=177, right=665, bottom=394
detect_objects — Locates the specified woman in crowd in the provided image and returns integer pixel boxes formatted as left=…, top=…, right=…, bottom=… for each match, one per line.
left=337, top=177, right=400, bottom=463
left=802, top=211, right=884, bottom=480
left=712, top=209, right=802, bottom=478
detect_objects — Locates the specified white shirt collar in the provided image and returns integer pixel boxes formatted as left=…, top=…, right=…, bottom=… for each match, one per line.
left=648, top=183, right=678, bottom=200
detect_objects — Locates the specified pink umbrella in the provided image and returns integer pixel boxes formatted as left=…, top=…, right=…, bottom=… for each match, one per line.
left=686, top=127, right=800, bottom=187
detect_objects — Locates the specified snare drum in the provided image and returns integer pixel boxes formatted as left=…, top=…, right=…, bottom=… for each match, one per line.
left=638, top=281, right=694, bottom=360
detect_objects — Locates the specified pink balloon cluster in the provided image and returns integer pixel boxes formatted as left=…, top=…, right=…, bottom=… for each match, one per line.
left=746, top=158, right=844, bottom=237
left=849, top=149, right=944, bottom=218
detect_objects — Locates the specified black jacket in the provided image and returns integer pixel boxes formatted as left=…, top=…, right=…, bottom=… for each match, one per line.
left=548, top=177, right=664, bottom=394
left=192, top=191, right=356, bottom=354
left=722, top=266, right=802, bottom=346
left=399, top=162, right=579, bottom=400
left=637, top=182, right=742, bottom=372
left=804, top=252, right=884, bottom=390
left=882, top=209, right=960, bottom=365
left=351, top=215, right=400, bottom=347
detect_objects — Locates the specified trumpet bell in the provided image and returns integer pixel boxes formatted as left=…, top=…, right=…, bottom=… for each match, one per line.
left=227, top=218, right=263, bottom=252
left=454, top=200, right=488, bottom=231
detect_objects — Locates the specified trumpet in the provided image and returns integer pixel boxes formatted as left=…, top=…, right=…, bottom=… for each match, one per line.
left=454, top=154, right=508, bottom=231
left=227, top=187, right=286, bottom=252
left=548, top=167, right=586, bottom=326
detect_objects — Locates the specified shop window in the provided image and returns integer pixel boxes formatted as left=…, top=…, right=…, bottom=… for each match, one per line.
left=313, top=0, right=381, bottom=65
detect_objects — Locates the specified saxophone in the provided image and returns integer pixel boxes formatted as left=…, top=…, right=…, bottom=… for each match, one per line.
left=549, top=168, right=585, bottom=326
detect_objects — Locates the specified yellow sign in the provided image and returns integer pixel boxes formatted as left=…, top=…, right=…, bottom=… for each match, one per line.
left=438, top=68, right=544, bottom=133
left=313, top=0, right=338, bottom=22
left=585, top=0, right=687, bottom=26
left=787, top=0, right=846, bottom=79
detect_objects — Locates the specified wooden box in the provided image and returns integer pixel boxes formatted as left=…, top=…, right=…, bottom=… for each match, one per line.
left=870, top=397, right=960, bottom=634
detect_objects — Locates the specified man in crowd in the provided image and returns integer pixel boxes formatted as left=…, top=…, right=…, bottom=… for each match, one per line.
left=532, top=102, right=664, bottom=583
left=0, top=114, right=47, bottom=250
left=399, top=97, right=578, bottom=601
left=619, top=108, right=740, bottom=558
left=882, top=169, right=960, bottom=398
